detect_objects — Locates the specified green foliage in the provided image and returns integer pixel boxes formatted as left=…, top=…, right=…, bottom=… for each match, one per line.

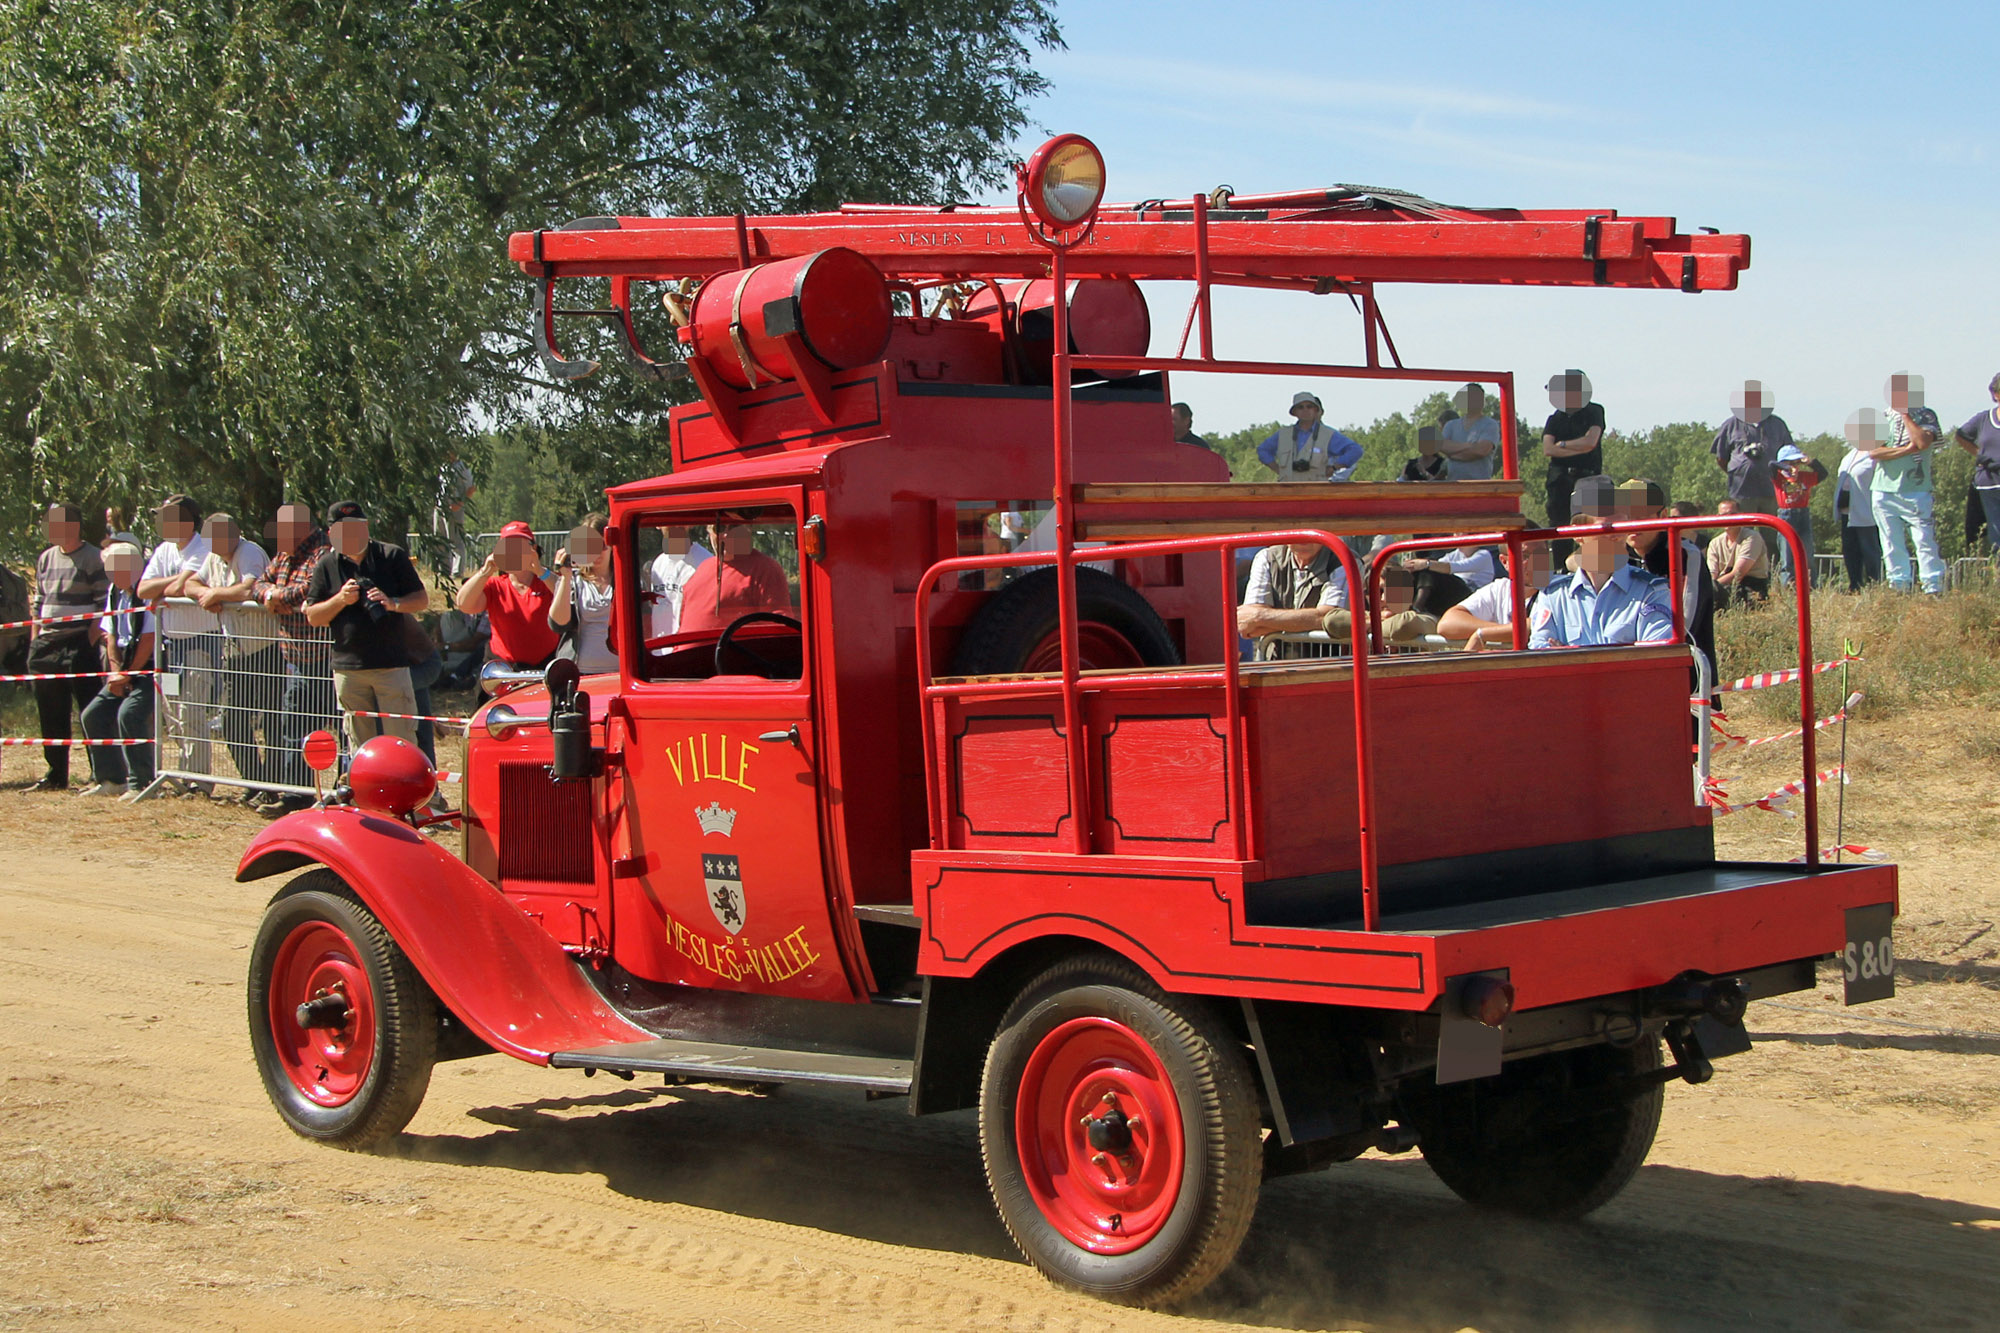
left=0, top=0, right=1060, bottom=562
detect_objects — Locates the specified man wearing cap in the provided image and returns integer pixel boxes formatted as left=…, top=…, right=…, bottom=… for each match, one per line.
left=1258, top=393, right=1363, bottom=483
left=305, top=501, right=427, bottom=747
left=1529, top=477, right=1671, bottom=650
left=1540, top=372, right=1605, bottom=548
left=1771, top=444, right=1828, bottom=589
left=23, top=504, right=108, bottom=793
left=1438, top=383, right=1502, bottom=481
left=79, top=541, right=156, bottom=800
left=1709, top=380, right=1791, bottom=517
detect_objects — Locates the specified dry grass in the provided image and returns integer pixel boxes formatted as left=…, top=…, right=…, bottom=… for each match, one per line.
left=1715, top=582, right=2000, bottom=725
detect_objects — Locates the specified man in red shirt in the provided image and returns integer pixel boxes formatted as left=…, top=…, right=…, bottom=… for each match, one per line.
left=678, top=524, right=792, bottom=634
left=455, top=520, right=558, bottom=672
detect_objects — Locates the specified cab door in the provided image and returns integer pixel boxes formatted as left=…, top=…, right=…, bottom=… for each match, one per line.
left=609, top=498, right=857, bottom=1001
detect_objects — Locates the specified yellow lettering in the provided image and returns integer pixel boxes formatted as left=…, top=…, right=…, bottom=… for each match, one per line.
left=703, top=733, right=723, bottom=785
left=736, top=741, right=759, bottom=793
left=666, top=740, right=684, bottom=786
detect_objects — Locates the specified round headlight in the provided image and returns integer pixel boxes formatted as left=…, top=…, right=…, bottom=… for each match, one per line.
left=346, top=735, right=436, bottom=818
left=1020, top=134, right=1106, bottom=232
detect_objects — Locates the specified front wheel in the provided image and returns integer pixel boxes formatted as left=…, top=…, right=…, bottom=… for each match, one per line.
left=979, top=955, right=1261, bottom=1307
left=1404, top=1037, right=1664, bottom=1219
left=247, top=869, right=437, bottom=1148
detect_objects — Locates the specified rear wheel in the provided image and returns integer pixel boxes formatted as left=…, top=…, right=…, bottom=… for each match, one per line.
left=980, top=955, right=1260, bottom=1307
left=949, top=567, right=1179, bottom=676
left=1405, top=1038, right=1663, bottom=1219
left=247, top=869, right=437, bottom=1148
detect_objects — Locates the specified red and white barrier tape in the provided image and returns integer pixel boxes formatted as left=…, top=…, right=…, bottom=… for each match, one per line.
left=1705, top=765, right=1845, bottom=817
left=0, top=670, right=155, bottom=682
left=1715, top=653, right=1862, bottom=694
left=0, top=607, right=151, bottom=633
left=1790, top=845, right=1887, bottom=864
left=1705, top=693, right=1863, bottom=754
left=343, top=710, right=470, bottom=728
left=435, top=770, right=461, bottom=784
left=0, top=736, right=155, bottom=747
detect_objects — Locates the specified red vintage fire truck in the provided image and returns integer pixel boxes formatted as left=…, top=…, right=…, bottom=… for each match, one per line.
left=239, top=136, right=1898, bottom=1306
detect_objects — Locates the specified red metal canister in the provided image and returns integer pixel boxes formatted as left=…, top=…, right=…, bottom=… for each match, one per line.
left=684, top=248, right=893, bottom=390
left=963, top=278, right=1150, bottom=382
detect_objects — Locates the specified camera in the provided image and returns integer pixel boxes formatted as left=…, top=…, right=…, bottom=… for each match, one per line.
left=353, top=575, right=390, bottom=622
left=1291, top=457, right=1314, bottom=473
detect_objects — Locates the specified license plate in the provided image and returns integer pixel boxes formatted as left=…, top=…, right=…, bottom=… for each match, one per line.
left=1842, top=903, right=1895, bottom=1005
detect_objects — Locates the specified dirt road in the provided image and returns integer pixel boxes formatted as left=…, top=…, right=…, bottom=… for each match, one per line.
left=3, top=729, right=1998, bottom=1331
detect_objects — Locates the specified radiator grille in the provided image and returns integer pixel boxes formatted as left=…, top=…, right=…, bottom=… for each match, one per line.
left=497, top=762, right=595, bottom=883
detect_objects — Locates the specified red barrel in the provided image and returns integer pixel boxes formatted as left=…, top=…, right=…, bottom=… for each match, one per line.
left=964, top=278, right=1151, bottom=382
left=684, top=248, right=892, bottom=390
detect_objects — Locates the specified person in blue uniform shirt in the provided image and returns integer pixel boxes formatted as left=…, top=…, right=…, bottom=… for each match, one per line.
left=1530, top=476, right=1673, bottom=649
left=1258, top=392, right=1363, bottom=482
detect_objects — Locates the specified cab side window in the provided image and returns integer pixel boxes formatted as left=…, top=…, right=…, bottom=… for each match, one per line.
left=630, top=508, right=803, bottom=683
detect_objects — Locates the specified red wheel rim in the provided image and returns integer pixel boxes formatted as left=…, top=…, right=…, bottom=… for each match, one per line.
left=1021, top=624, right=1145, bottom=674
left=268, top=921, right=377, bottom=1108
left=1015, top=1016, right=1186, bottom=1255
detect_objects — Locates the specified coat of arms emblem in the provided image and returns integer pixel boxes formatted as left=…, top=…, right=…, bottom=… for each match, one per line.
left=703, top=852, right=746, bottom=935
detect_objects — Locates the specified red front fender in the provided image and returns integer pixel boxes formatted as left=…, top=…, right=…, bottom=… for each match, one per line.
left=237, top=809, right=647, bottom=1063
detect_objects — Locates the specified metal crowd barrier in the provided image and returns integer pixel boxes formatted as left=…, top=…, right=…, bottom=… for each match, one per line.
left=146, top=597, right=337, bottom=799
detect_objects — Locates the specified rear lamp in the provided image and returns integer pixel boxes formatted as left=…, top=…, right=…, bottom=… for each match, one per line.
left=1019, top=134, right=1106, bottom=233
left=1460, top=975, right=1517, bottom=1029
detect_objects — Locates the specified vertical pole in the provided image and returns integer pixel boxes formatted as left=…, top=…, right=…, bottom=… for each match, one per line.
left=1777, top=516, right=1820, bottom=868
left=1835, top=652, right=1851, bottom=862
left=1497, top=372, right=1519, bottom=481
left=1332, top=537, right=1380, bottom=931
left=1361, top=286, right=1380, bottom=368
left=1506, top=531, right=1527, bottom=651
left=1220, top=544, right=1247, bottom=861
left=1191, top=194, right=1215, bottom=360
left=1049, top=244, right=1091, bottom=855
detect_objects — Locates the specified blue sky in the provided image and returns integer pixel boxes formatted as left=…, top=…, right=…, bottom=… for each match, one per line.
left=987, top=2, right=1996, bottom=440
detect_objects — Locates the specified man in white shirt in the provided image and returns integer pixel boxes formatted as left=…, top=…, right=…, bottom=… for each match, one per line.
left=182, top=514, right=278, bottom=793
left=1439, top=545, right=1557, bottom=649
left=135, top=496, right=216, bottom=785
left=646, top=527, right=713, bottom=648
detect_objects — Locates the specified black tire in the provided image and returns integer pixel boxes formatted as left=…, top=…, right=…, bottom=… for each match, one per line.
left=980, top=954, right=1261, bottom=1307
left=247, top=869, right=437, bottom=1148
left=1405, top=1037, right=1663, bottom=1219
left=949, top=566, right=1180, bottom=676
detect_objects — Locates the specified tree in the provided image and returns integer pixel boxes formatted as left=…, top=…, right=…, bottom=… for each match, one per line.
left=0, top=0, right=1060, bottom=561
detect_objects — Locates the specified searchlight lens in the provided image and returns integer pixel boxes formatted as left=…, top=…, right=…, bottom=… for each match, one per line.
left=1023, top=135, right=1106, bottom=231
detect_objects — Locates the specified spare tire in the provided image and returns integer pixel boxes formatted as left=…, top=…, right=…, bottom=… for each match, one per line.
left=949, top=567, right=1181, bottom=676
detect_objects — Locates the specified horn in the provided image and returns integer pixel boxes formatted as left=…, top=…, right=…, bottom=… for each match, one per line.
left=480, top=658, right=547, bottom=696
left=483, top=702, right=547, bottom=742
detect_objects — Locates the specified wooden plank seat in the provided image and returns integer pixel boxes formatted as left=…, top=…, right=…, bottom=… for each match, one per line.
left=932, top=643, right=1689, bottom=688
left=1071, top=479, right=1527, bottom=540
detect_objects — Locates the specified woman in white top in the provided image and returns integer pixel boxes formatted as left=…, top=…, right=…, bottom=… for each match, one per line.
left=550, top=514, right=619, bottom=674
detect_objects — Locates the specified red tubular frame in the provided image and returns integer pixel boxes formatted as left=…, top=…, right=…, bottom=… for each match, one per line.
left=913, top=529, right=1382, bottom=926
left=1364, top=513, right=1819, bottom=866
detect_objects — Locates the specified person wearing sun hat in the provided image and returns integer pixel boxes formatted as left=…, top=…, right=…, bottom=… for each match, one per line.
left=1257, top=391, right=1363, bottom=482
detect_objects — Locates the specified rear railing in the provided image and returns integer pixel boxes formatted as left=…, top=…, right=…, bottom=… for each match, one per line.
left=915, top=511, right=1825, bottom=934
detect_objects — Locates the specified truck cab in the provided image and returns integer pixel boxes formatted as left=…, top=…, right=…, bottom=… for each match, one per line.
left=238, top=136, right=1897, bottom=1309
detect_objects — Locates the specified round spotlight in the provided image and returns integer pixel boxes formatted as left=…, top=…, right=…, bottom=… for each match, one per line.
left=345, top=735, right=436, bottom=818
left=1019, top=134, right=1106, bottom=233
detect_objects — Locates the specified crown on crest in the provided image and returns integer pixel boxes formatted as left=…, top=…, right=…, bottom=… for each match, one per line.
left=695, top=801, right=738, bottom=837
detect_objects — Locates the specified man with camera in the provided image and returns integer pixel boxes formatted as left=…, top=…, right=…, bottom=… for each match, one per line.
left=1709, top=380, right=1792, bottom=518
left=1257, top=392, right=1363, bottom=482
left=304, top=500, right=428, bottom=747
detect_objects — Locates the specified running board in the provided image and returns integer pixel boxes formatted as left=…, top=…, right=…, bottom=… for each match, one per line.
left=549, top=1037, right=913, bottom=1094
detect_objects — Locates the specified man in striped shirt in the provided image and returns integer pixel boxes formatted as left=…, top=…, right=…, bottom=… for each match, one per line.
left=24, top=504, right=107, bottom=793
